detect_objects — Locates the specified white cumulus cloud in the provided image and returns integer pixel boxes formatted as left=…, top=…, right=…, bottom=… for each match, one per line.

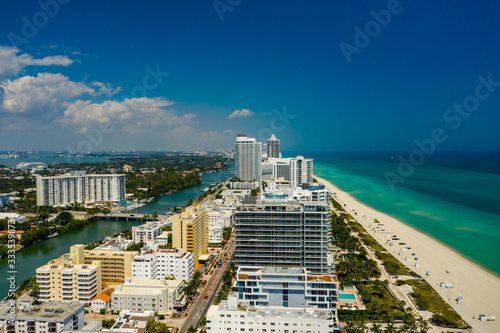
left=0, top=46, right=74, bottom=80
left=0, top=73, right=120, bottom=117
left=59, top=97, right=196, bottom=133
left=228, top=108, right=254, bottom=119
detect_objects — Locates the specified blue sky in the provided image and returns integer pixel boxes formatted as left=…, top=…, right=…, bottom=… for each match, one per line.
left=0, top=0, right=499, bottom=152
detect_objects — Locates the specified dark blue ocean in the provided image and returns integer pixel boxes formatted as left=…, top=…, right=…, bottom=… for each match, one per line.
left=303, top=151, right=500, bottom=276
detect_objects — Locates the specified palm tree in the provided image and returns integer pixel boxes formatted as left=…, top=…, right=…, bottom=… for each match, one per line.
left=112, top=229, right=116, bottom=235
left=417, top=317, right=429, bottom=333
left=345, top=321, right=357, bottom=333
left=103, top=230, right=108, bottom=237
left=398, top=322, right=411, bottom=333
left=385, top=319, right=396, bottom=333
left=357, top=316, right=368, bottom=333
left=120, top=225, right=124, bottom=233
left=408, top=321, right=418, bottom=333
left=371, top=323, right=382, bottom=333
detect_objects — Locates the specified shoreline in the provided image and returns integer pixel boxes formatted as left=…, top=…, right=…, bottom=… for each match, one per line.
left=315, top=174, right=500, bottom=333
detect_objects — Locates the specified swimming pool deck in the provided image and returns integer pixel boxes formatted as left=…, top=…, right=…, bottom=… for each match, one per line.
left=337, top=285, right=365, bottom=310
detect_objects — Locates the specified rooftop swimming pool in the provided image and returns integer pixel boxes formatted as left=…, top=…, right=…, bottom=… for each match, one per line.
left=338, top=294, right=356, bottom=300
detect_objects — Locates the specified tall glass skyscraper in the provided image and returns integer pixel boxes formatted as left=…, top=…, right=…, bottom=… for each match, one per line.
left=235, top=135, right=262, bottom=182
left=235, top=199, right=330, bottom=274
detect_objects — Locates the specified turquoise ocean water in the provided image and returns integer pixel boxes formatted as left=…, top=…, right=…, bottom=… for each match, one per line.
left=309, top=152, right=500, bottom=276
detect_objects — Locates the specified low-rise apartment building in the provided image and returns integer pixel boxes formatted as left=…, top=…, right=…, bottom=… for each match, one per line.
left=206, top=293, right=338, bottom=333
left=36, top=261, right=102, bottom=303
left=236, top=266, right=339, bottom=310
left=132, top=221, right=167, bottom=243
left=0, top=301, right=85, bottom=333
left=111, top=279, right=183, bottom=315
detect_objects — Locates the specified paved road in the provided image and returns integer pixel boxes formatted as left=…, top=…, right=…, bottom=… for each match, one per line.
left=179, top=238, right=236, bottom=332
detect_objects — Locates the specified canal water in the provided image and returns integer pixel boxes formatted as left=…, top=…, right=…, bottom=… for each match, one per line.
left=0, top=164, right=234, bottom=298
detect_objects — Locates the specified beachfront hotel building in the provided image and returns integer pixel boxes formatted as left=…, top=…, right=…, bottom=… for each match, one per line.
left=206, top=293, right=338, bottom=333
left=36, top=172, right=126, bottom=206
left=0, top=301, right=85, bottom=333
left=131, top=248, right=194, bottom=282
left=235, top=200, right=330, bottom=274
left=268, top=155, right=314, bottom=186
left=36, top=260, right=102, bottom=303
left=266, top=133, right=280, bottom=158
left=235, top=134, right=262, bottom=183
left=172, top=206, right=207, bottom=267
left=290, top=155, right=313, bottom=187
left=262, top=182, right=329, bottom=202
left=236, top=266, right=339, bottom=309
left=70, top=245, right=138, bottom=284
left=111, top=278, right=183, bottom=314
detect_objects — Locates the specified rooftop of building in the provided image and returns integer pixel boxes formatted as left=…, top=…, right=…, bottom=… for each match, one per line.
left=0, top=301, right=83, bottom=321
left=91, top=288, right=115, bottom=303
left=37, top=262, right=99, bottom=273
left=84, top=249, right=138, bottom=257
left=134, top=221, right=166, bottom=230
left=211, top=301, right=334, bottom=320
left=37, top=173, right=125, bottom=179
left=115, top=279, right=182, bottom=292
left=237, top=266, right=339, bottom=282
left=156, top=231, right=171, bottom=238
left=263, top=266, right=304, bottom=275
left=237, top=199, right=328, bottom=211
left=95, top=237, right=133, bottom=251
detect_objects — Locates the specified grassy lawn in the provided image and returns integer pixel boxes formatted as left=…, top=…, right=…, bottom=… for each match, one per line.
left=330, top=197, right=344, bottom=211
left=348, top=220, right=365, bottom=233
left=399, top=279, right=470, bottom=329
left=375, top=251, right=417, bottom=276
left=359, top=233, right=386, bottom=251
left=356, top=281, right=404, bottom=315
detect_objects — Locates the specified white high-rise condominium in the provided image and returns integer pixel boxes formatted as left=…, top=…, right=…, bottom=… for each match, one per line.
left=266, top=133, right=280, bottom=158
left=235, top=134, right=262, bottom=183
left=36, top=172, right=126, bottom=206
left=290, top=155, right=313, bottom=187
left=268, top=155, right=314, bottom=186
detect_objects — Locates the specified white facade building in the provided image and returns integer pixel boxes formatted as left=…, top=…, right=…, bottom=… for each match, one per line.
left=206, top=293, right=338, bottom=333
left=262, top=185, right=328, bottom=202
left=16, top=162, right=48, bottom=173
left=236, top=266, right=339, bottom=309
left=0, top=301, right=85, bottom=333
left=131, top=248, right=193, bottom=282
left=36, top=173, right=126, bottom=206
left=290, top=155, right=313, bottom=187
left=132, top=221, right=167, bottom=243
left=155, top=231, right=171, bottom=246
left=207, top=211, right=226, bottom=244
left=235, top=135, right=262, bottom=183
left=268, top=156, right=313, bottom=187
left=111, top=278, right=183, bottom=314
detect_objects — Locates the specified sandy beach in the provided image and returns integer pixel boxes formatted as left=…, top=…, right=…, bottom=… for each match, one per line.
left=315, top=175, right=500, bottom=333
